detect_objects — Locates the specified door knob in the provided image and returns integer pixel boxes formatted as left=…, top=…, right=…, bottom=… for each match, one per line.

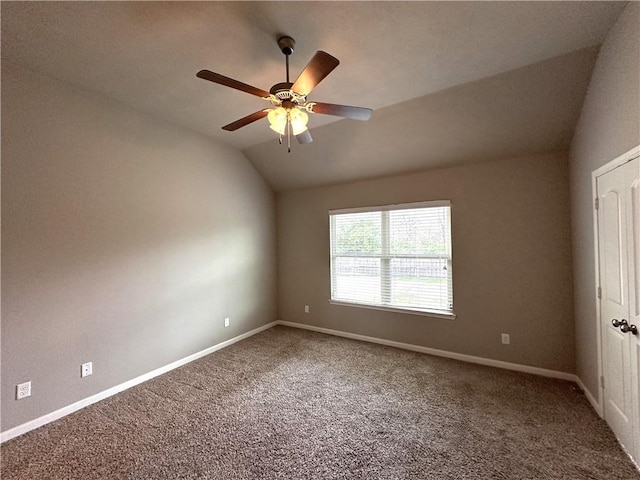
left=612, top=319, right=628, bottom=328
left=620, top=323, right=638, bottom=335
left=614, top=319, right=638, bottom=335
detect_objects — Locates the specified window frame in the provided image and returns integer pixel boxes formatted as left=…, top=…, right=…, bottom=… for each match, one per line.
left=329, top=200, right=455, bottom=319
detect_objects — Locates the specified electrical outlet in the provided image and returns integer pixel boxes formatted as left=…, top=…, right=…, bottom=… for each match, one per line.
left=501, top=333, right=510, bottom=345
left=16, top=381, right=31, bottom=400
left=81, top=362, right=93, bottom=377
left=224, top=317, right=230, bottom=328
left=304, top=305, right=310, bottom=313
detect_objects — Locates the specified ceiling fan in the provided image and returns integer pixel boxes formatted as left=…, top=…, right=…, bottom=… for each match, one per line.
left=196, top=36, right=372, bottom=152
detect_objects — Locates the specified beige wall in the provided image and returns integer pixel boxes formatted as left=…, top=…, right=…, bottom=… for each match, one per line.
left=569, top=3, right=640, bottom=398
left=1, top=63, right=277, bottom=431
left=277, top=153, right=575, bottom=372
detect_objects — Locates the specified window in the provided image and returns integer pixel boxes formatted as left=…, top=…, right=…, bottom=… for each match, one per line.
left=329, top=201, right=453, bottom=316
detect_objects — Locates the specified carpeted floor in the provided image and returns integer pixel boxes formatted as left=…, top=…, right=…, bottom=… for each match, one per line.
left=2, top=325, right=639, bottom=479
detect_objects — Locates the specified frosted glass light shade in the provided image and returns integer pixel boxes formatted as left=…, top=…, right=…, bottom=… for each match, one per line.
left=289, top=108, right=308, bottom=135
left=268, top=107, right=287, bottom=135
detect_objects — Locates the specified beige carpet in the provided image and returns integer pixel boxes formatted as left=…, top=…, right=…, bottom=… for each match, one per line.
left=2, top=325, right=639, bottom=479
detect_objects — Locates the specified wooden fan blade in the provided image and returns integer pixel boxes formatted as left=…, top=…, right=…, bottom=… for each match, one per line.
left=296, top=130, right=313, bottom=144
left=310, top=102, right=372, bottom=121
left=292, top=51, right=339, bottom=96
left=197, top=70, right=270, bottom=98
left=222, top=110, right=269, bottom=131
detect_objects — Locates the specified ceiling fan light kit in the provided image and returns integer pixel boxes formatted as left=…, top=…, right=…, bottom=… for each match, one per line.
left=268, top=106, right=309, bottom=136
left=196, top=36, right=372, bottom=152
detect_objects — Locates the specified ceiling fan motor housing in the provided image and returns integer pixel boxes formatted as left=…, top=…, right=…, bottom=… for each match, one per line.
left=270, top=82, right=295, bottom=99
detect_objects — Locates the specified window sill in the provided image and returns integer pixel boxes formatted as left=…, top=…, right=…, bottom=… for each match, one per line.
left=328, top=300, right=457, bottom=320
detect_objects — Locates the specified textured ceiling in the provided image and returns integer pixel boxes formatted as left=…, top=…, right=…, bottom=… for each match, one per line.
left=1, top=1, right=628, bottom=190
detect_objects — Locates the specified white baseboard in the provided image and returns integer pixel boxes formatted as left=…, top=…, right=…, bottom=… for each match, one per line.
left=1, top=319, right=600, bottom=444
left=0, top=321, right=278, bottom=444
left=276, top=320, right=578, bottom=382
left=575, top=375, right=603, bottom=417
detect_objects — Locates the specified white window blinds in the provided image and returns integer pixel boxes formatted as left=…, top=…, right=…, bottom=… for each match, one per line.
left=330, top=201, right=453, bottom=315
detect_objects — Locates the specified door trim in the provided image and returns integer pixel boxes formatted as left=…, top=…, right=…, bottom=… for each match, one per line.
left=592, top=145, right=640, bottom=418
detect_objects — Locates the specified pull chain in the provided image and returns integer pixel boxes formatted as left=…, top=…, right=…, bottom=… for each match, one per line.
left=287, top=113, right=291, bottom=153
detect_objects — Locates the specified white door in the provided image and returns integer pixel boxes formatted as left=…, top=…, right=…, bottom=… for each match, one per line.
left=597, top=156, right=639, bottom=461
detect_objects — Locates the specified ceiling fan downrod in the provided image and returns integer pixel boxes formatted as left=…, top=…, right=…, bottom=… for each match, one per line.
left=278, top=36, right=295, bottom=83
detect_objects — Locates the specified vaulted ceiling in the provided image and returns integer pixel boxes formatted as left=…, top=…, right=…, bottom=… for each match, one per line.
left=1, top=2, right=628, bottom=190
